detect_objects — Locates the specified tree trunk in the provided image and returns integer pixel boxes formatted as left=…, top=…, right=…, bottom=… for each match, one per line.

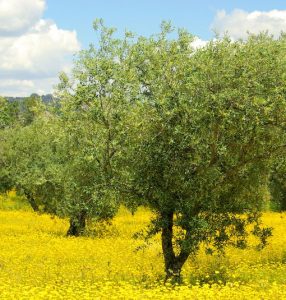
left=161, top=211, right=190, bottom=282
left=24, top=191, right=39, bottom=212
left=67, top=210, right=87, bottom=236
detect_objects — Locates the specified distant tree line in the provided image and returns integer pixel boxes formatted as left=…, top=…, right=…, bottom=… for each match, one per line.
left=1, top=20, right=286, bottom=280
left=6, top=93, right=53, bottom=104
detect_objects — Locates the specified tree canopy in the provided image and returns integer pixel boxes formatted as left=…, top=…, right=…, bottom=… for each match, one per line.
left=2, top=22, right=286, bottom=280
left=119, top=27, right=286, bottom=280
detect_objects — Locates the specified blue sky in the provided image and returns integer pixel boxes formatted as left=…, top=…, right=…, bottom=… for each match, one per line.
left=1, top=0, right=286, bottom=96
left=43, top=0, right=286, bottom=47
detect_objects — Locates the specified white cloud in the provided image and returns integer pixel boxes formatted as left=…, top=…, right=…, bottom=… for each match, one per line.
left=0, top=79, right=34, bottom=97
left=0, top=78, right=61, bottom=97
left=0, top=0, right=80, bottom=97
left=0, top=0, right=45, bottom=36
left=211, top=9, right=286, bottom=39
left=0, top=20, right=79, bottom=76
left=190, top=37, right=208, bottom=49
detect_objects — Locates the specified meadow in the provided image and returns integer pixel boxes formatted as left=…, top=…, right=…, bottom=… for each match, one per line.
left=1, top=191, right=286, bottom=299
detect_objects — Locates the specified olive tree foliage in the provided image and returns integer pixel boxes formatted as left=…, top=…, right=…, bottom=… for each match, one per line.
left=55, top=19, right=139, bottom=235
left=0, top=95, right=61, bottom=211
left=2, top=99, right=122, bottom=235
left=1, top=113, right=64, bottom=213
left=0, top=20, right=138, bottom=236
left=0, top=97, right=16, bottom=192
left=269, top=156, right=286, bottom=211
left=120, top=25, right=286, bottom=280
left=18, top=94, right=43, bottom=126
left=0, top=95, right=48, bottom=196
left=0, top=97, right=16, bottom=130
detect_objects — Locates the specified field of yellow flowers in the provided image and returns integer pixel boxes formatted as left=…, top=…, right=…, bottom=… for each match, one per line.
left=1, top=191, right=286, bottom=299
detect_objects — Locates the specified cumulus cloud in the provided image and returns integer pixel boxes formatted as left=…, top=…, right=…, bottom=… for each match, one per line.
left=190, top=37, right=208, bottom=49
left=0, top=20, right=79, bottom=77
left=0, top=0, right=80, bottom=96
left=0, top=79, right=35, bottom=96
left=0, top=0, right=45, bottom=36
left=211, top=9, right=286, bottom=39
left=0, top=77, right=64, bottom=97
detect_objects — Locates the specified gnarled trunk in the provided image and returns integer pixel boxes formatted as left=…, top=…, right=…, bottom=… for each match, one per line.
left=24, top=191, right=39, bottom=212
left=161, top=211, right=190, bottom=282
left=67, top=210, right=87, bottom=236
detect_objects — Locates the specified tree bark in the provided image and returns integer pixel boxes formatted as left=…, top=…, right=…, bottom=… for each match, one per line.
left=161, top=211, right=190, bottom=282
left=67, top=210, right=87, bottom=236
left=24, top=191, right=39, bottom=212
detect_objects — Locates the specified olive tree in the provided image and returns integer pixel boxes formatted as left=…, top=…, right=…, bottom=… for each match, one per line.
left=120, top=26, right=286, bottom=280
left=0, top=97, right=14, bottom=130
left=18, top=94, right=43, bottom=126
left=55, top=19, right=138, bottom=235
left=2, top=114, right=64, bottom=213
left=0, top=97, right=21, bottom=193
left=2, top=107, right=120, bottom=235
left=1, top=21, right=138, bottom=235
left=3, top=100, right=125, bottom=235
left=0, top=98, right=12, bottom=192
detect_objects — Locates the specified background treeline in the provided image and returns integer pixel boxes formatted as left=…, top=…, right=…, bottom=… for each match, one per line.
left=1, top=20, right=286, bottom=280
